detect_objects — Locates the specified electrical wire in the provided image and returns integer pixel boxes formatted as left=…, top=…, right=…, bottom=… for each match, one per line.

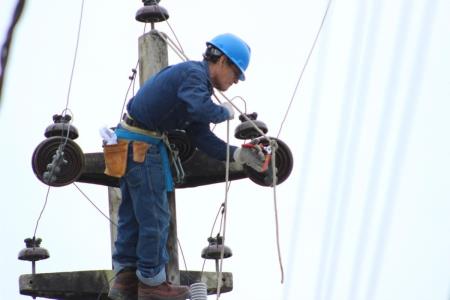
left=32, top=113, right=75, bottom=239
left=119, top=23, right=147, bottom=122
left=32, top=186, right=51, bottom=239
left=347, top=1, right=409, bottom=299
left=31, top=0, right=85, bottom=241
left=363, top=2, right=438, bottom=299
left=209, top=202, right=226, bottom=238
left=0, top=0, right=26, bottom=103
left=177, top=237, right=189, bottom=274
left=154, top=31, right=189, bottom=62
left=276, top=0, right=333, bottom=139
left=73, top=183, right=118, bottom=227
left=153, top=2, right=185, bottom=55
left=162, top=19, right=185, bottom=55
left=282, top=8, right=334, bottom=300
left=313, top=1, right=372, bottom=299
left=201, top=201, right=226, bottom=275
left=64, top=0, right=85, bottom=111
left=216, top=120, right=231, bottom=299
left=119, top=62, right=139, bottom=122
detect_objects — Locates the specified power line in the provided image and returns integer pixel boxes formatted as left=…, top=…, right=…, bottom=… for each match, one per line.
left=282, top=6, right=334, bottom=300
left=347, top=0, right=413, bottom=298
left=0, top=0, right=26, bottom=104
left=364, top=1, right=439, bottom=299
left=315, top=1, right=367, bottom=300
left=64, top=0, right=85, bottom=111
left=276, top=0, right=334, bottom=139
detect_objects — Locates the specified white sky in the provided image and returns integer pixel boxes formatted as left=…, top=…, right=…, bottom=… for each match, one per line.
left=1, top=0, right=450, bottom=300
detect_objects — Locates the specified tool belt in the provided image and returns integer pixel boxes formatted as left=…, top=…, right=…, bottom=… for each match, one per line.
left=103, top=114, right=185, bottom=188
left=112, top=127, right=174, bottom=192
left=102, top=115, right=162, bottom=179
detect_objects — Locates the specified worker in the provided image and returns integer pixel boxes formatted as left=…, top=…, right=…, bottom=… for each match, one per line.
left=107, top=33, right=265, bottom=300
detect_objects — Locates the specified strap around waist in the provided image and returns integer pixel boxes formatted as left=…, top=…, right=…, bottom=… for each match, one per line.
left=120, top=120, right=162, bottom=138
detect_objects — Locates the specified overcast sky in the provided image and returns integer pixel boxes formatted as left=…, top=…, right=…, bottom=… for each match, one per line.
left=1, top=0, right=450, bottom=300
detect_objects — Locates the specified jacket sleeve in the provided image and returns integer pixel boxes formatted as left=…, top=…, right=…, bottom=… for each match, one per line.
left=186, top=122, right=237, bottom=162
left=177, top=69, right=229, bottom=124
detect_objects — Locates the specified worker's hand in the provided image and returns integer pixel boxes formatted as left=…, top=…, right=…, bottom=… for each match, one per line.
left=233, top=145, right=265, bottom=172
left=220, top=102, right=235, bottom=120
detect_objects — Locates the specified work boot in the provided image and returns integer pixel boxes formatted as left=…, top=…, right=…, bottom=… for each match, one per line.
left=138, top=281, right=190, bottom=300
left=108, top=267, right=138, bottom=300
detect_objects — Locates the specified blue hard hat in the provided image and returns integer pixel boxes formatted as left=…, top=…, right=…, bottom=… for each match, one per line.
left=207, top=33, right=251, bottom=81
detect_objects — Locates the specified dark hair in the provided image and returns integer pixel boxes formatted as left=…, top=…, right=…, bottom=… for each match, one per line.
left=203, top=44, right=223, bottom=63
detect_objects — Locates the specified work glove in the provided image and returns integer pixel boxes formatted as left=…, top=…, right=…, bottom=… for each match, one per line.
left=220, top=102, right=235, bottom=120
left=233, top=145, right=265, bottom=172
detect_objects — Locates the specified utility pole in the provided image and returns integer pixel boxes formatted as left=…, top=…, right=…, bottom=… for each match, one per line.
left=18, top=1, right=292, bottom=298
left=108, top=28, right=181, bottom=283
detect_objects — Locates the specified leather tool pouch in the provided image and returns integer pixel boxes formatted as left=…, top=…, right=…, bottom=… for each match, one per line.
left=132, top=141, right=150, bottom=163
left=103, top=139, right=129, bottom=177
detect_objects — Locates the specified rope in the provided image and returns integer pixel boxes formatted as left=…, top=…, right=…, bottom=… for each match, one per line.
left=271, top=142, right=284, bottom=283
left=276, top=0, right=333, bottom=139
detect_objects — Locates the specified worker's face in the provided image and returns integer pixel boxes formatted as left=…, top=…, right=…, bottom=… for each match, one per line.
left=212, top=56, right=240, bottom=91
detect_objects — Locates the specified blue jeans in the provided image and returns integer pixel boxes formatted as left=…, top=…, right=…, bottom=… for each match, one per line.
left=112, top=142, right=170, bottom=285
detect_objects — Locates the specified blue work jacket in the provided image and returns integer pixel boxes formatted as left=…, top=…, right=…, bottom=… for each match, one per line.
left=126, top=60, right=237, bottom=161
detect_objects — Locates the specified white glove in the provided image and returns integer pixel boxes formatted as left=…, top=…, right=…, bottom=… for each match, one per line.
left=99, top=126, right=117, bottom=145
left=233, top=146, right=265, bottom=172
left=220, top=102, right=235, bottom=120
